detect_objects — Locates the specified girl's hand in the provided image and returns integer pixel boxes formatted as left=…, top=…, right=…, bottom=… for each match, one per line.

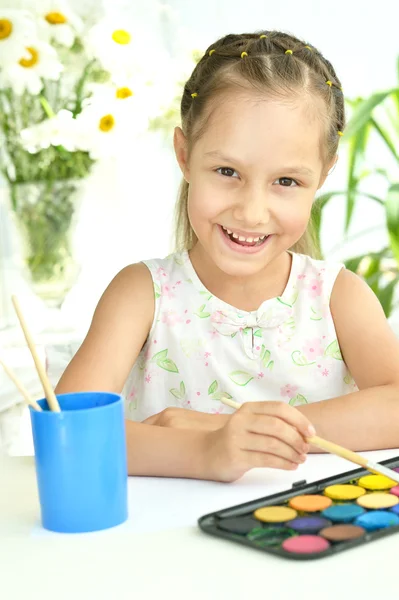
left=143, top=408, right=229, bottom=431
left=202, top=401, right=315, bottom=482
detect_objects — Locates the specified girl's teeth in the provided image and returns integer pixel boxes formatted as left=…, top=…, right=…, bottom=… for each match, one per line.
left=221, top=225, right=268, bottom=244
left=227, top=229, right=232, bottom=234
left=238, top=236, right=246, bottom=242
left=253, top=237, right=260, bottom=242
left=232, top=233, right=239, bottom=239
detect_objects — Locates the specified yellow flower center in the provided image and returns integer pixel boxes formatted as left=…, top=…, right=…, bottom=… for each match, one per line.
left=0, top=19, right=12, bottom=40
left=116, top=87, right=133, bottom=99
left=99, top=114, right=115, bottom=132
left=45, top=12, right=67, bottom=25
left=111, top=29, right=131, bottom=45
left=19, top=47, right=39, bottom=69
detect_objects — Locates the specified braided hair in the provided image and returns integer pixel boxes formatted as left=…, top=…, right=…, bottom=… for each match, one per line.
left=175, top=31, right=345, bottom=255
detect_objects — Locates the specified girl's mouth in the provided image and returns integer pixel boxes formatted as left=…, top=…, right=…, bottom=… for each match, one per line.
left=218, top=225, right=272, bottom=254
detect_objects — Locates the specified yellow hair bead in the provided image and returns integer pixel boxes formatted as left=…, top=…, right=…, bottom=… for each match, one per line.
left=285, top=49, right=293, bottom=55
left=304, top=45, right=312, bottom=50
left=259, top=34, right=267, bottom=39
left=337, top=130, right=344, bottom=136
left=191, top=92, right=198, bottom=98
left=326, top=80, right=332, bottom=87
left=241, top=51, right=248, bottom=58
left=209, top=49, right=215, bottom=56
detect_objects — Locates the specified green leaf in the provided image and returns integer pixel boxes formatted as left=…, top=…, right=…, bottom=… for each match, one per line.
left=344, top=89, right=397, bottom=138
left=208, top=380, right=218, bottom=395
left=370, top=117, right=399, bottom=162
left=291, top=351, right=315, bottom=366
left=154, top=282, right=161, bottom=299
left=261, top=346, right=271, bottom=367
left=254, top=329, right=263, bottom=337
left=379, top=275, right=399, bottom=318
left=180, top=381, right=186, bottom=396
left=345, top=123, right=371, bottom=231
left=151, top=349, right=168, bottom=362
left=386, top=183, right=399, bottom=266
left=324, top=340, right=343, bottom=360
left=228, top=370, right=254, bottom=386
left=194, top=304, right=211, bottom=318
left=289, top=394, right=308, bottom=406
left=158, top=359, right=179, bottom=373
left=199, top=290, right=213, bottom=300
left=212, top=391, right=233, bottom=401
left=267, top=360, right=274, bottom=371
left=170, top=388, right=183, bottom=399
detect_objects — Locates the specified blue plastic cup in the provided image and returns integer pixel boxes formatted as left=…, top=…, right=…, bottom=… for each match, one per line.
left=29, top=391, right=128, bottom=533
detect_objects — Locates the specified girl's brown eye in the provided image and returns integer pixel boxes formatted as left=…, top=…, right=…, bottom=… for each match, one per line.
left=217, top=167, right=238, bottom=178
left=278, top=177, right=298, bottom=187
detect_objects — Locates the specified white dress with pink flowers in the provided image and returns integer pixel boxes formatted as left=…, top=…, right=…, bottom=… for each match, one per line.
left=123, top=250, right=357, bottom=421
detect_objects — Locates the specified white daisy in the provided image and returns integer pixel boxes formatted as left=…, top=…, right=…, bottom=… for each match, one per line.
left=33, top=0, right=83, bottom=48
left=86, top=18, right=145, bottom=77
left=75, top=99, right=147, bottom=159
left=20, top=110, right=79, bottom=152
left=0, top=40, right=63, bottom=95
left=0, top=9, right=36, bottom=68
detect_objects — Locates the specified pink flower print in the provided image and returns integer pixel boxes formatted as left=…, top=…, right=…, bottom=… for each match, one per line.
left=322, top=368, right=329, bottom=377
left=161, top=309, right=183, bottom=326
left=209, top=329, right=220, bottom=339
left=204, top=352, right=211, bottom=358
left=302, top=338, right=324, bottom=360
left=297, top=274, right=306, bottom=280
left=161, top=284, right=175, bottom=299
left=145, top=374, right=152, bottom=383
left=281, top=384, right=298, bottom=398
left=258, top=372, right=264, bottom=379
left=128, top=386, right=137, bottom=400
left=307, top=278, right=322, bottom=298
left=175, top=280, right=182, bottom=285
left=196, top=391, right=201, bottom=396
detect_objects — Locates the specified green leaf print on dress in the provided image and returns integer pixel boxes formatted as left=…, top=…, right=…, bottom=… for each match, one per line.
left=170, top=381, right=186, bottom=399
left=325, top=340, right=343, bottom=360
left=154, top=282, right=161, bottom=299
left=151, top=349, right=179, bottom=373
left=289, top=394, right=308, bottom=406
left=194, top=303, right=211, bottom=318
left=260, top=345, right=274, bottom=369
left=310, top=307, right=322, bottom=321
left=291, top=350, right=316, bottom=366
left=228, top=370, right=254, bottom=386
left=208, top=380, right=233, bottom=401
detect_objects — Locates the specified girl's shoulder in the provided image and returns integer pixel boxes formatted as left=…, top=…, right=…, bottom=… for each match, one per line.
left=293, top=252, right=345, bottom=295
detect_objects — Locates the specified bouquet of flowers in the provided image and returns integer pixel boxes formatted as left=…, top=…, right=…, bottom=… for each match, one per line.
left=0, top=1, right=153, bottom=305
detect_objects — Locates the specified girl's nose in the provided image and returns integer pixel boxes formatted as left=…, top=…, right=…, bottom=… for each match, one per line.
left=232, top=187, right=271, bottom=227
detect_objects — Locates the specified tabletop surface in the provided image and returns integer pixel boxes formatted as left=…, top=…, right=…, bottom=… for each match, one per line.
left=2, top=448, right=399, bottom=600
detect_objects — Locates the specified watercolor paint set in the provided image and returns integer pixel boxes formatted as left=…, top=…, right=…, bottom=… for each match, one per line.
left=198, top=456, right=399, bottom=560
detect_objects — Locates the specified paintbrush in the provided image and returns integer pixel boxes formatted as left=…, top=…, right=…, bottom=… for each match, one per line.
left=0, top=359, right=42, bottom=411
left=11, top=295, right=61, bottom=412
left=220, top=397, right=399, bottom=484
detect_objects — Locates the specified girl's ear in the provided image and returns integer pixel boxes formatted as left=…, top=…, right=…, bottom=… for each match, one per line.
left=317, top=154, right=338, bottom=189
left=173, top=127, right=190, bottom=182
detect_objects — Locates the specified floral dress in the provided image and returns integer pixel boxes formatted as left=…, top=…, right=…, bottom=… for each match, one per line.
left=123, top=250, right=357, bottom=421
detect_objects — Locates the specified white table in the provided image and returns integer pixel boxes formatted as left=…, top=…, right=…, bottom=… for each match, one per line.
left=2, top=448, right=399, bottom=600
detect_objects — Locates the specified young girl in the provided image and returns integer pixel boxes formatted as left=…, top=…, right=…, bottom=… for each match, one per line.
left=55, top=30, right=399, bottom=482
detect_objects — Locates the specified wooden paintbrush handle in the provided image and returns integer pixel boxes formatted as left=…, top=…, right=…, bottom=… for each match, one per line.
left=307, top=435, right=368, bottom=468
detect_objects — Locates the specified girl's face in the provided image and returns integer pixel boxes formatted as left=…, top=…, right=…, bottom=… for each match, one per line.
left=175, top=92, right=332, bottom=278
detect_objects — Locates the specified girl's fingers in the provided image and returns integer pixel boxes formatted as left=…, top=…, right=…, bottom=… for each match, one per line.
left=240, top=401, right=316, bottom=439
left=244, top=414, right=310, bottom=456
left=243, top=431, right=307, bottom=464
left=242, top=449, right=300, bottom=471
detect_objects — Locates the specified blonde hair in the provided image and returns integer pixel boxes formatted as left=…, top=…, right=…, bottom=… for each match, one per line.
left=174, top=31, right=345, bottom=258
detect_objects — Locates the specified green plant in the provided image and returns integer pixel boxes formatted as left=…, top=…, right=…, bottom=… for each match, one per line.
left=314, top=59, right=399, bottom=317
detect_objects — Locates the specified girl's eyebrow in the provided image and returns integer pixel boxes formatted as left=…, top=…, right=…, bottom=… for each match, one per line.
left=204, top=150, right=315, bottom=177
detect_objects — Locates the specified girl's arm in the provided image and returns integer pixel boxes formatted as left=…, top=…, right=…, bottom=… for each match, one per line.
left=297, top=268, right=399, bottom=450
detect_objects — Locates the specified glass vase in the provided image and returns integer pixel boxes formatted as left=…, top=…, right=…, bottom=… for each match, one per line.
left=9, top=179, right=83, bottom=309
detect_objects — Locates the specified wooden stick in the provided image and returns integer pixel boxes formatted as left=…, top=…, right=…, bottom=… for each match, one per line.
left=219, top=397, right=399, bottom=483
left=11, top=295, right=61, bottom=412
left=0, top=359, right=42, bottom=411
